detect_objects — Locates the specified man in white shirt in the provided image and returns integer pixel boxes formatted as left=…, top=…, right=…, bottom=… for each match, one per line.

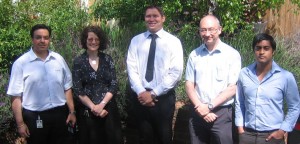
left=7, top=24, right=76, bottom=144
left=185, top=15, right=241, bottom=144
left=126, top=5, right=183, bottom=144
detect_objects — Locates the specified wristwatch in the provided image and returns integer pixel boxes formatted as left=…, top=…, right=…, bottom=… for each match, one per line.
left=208, top=103, right=214, bottom=111
left=69, top=111, right=76, bottom=115
left=150, top=91, right=158, bottom=102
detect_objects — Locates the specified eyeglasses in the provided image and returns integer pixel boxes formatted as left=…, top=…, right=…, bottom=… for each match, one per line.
left=199, top=28, right=219, bottom=34
left=87, top=38, right=99, bottom=43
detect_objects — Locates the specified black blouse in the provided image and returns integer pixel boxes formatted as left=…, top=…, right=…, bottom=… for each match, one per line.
left=72, top=51, right=118, bottom=104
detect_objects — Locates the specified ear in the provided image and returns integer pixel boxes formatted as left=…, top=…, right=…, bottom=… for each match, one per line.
left=218, top=26, right=222, bottom=34
left=162, top=16, right=166, bottom=23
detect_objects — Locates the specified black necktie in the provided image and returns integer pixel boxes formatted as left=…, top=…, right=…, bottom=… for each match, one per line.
left=145, top=34, right=158, bottom=82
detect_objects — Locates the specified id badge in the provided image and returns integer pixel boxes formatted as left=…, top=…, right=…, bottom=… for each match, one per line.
left=36, top=115, right=43, bottom=128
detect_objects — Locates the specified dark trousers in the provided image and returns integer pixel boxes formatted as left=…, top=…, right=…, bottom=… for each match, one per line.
left=23, top=105, right=69, bottom=144
left=131, top=89, right=175, bottom=144
left=239, top=128, right=284, bottom=144
left=77, top=99, right=123, bottom=144
left=189, top=105, right=233, bottom=144
left=288, top=129, right=300, bottom=144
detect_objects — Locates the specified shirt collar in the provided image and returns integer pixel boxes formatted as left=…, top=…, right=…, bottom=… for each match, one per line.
left=146, top=28, right=164, bottom=38
left=248, top=60, right=281, bottom=74
left=28, top=47, right=53, bottom=62
left=202, top=40, right=223, bottom=54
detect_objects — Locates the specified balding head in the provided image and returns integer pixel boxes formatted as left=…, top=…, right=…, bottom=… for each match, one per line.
left=199, top=14, right=222, bottom=50
left=200, top=15, right=221, bottom=28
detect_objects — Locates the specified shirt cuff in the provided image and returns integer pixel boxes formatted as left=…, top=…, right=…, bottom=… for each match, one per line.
left=135, top=86, right=146, bottom=96
left=153, top=87, right=165, bottom=97
left=64, top=83, right=73, bottom=90
left=280, top=122, right=294, bottom=132
left=235, top=118, right=244, bottom=127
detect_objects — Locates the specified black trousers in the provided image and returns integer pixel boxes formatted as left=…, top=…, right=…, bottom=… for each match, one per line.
left=77, top=99, right=123, bottom=144
left=288, top=129, right=300, bottom=144
left=189, top=105, right=233, bottom=144
left=131, top=89, right=176, bottom=144
left=23, top=105, right=69, bottom=144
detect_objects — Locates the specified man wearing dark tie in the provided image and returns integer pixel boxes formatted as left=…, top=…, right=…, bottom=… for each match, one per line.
left=126, top=5, right=183, bottom=144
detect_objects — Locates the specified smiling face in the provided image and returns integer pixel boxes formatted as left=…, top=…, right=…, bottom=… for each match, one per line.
left=199, top=15, right=222, bottom=47
left=254, top=40, right=274, bottom=65
left=32, top=29, right=50, bottom=53
left=86, top=32, right=100, bottom=52
left=145, top=8, right=165, bottom=33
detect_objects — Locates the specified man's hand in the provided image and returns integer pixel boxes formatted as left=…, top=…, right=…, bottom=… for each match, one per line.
left=266, top=129, right=285, bottom=141
left=237, top=126, right=245, bottom=134
left=138, top=91, right=155, bottom=107
left=202, top=112, right=218, bottom=123
left=17, top=123, right=30, bottom=138
left=195, top=103, right=210, bottom=117
left=66, top=112, right=76, bottom=126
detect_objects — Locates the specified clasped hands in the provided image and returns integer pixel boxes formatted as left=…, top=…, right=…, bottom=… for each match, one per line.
left=138, top=91, right=156, bottom=107
left=91, top=103, right=108, bottom=118
left=195, top=103, right=218, bottom=123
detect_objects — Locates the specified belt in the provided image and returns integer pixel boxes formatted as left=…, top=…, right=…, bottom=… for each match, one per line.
left=145, top=88, right=153, bottom=91
left=144, top=88, right=175, bottom=98
left=245, top=127, right=277, bottom=133
left=23, top=104, right=67, bottom=114
left=212, top=104, right=232, bottom=111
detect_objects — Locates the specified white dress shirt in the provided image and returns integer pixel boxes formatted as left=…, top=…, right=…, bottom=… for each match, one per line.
left=126, top=29, right=183, bottom=96
left=7, top=48, right=72, bottom=111
left=185, top=40, right=241, bottom=105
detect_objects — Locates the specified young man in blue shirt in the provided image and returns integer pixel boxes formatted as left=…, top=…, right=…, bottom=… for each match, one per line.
left=235, top=33, right=300, bottom=144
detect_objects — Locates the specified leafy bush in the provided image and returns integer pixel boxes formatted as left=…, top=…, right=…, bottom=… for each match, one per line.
left=91, top=0, right=300, bottom=35
left=0, top=72, right=19, bottom=144
left=0, top=0, right=32, bottom=73
left=0, top=0, right=90, bottom=73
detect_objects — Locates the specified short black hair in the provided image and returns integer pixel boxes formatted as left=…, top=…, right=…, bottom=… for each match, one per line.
left=144, top=5, right=165, bottom=17
left=252, top=33, right=276, bottom=51
left=30, top=24, right=52, bottom=38
left=80, top=25, right=108, bottom=51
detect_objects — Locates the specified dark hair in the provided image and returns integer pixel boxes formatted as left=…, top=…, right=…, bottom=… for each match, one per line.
left=252, top=33, right=276, bottom=51
left=30, top=24, right=52, bottom=38
left=80, top=26, right=108, bottom=51
left=144, top=5, right=165, bottom=17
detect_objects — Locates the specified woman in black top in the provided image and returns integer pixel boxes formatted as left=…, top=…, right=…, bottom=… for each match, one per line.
left=72, top=26, right=122, bottom=144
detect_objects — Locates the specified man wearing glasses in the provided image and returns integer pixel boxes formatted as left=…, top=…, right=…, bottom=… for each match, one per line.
left=185, top=14, right=241, bottom=144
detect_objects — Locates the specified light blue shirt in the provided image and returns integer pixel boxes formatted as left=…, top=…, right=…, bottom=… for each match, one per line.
left=7, top=48, right=72, bottom=111
left=127, top=28, right=183, bottom=96
left=235, top=61, right=300, bottom=132
left=185, top=40, right=241, bottom=105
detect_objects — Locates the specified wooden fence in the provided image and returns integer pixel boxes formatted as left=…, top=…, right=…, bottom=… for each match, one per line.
left=263, top=0, right=300, bottom=37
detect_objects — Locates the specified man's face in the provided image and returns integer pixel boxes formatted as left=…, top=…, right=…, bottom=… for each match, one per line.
left=199, top=16, right=221, bottom=46
left=145, top=8, right=165, bottom=33
left=254, top=40, right=274, bottom=65
left=32, top=29, right=50, bottom=52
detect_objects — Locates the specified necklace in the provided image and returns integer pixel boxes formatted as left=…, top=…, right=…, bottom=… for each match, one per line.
left=89, top=57, right=98, bottom=65
left=91, top=60, right=97, bottom=65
